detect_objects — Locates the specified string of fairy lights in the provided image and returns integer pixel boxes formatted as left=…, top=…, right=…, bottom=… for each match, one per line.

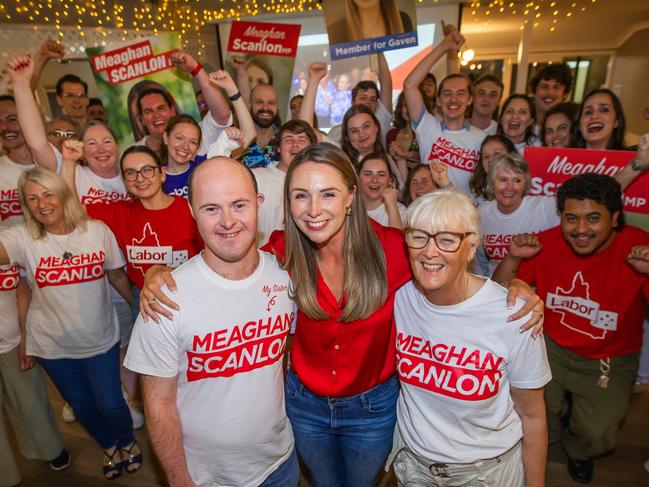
left=468, top=0, right=597, bottom=32
left=0, top=0, right=324, bottom=56
left=0, top=0, right=598, bottom=56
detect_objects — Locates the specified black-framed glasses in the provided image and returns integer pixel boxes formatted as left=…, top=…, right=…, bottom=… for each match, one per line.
left=47, top=129, right=76, bottom=139
left=404, top=228, right=475, bottom=253
left=122, top=165, right=159, bottom=182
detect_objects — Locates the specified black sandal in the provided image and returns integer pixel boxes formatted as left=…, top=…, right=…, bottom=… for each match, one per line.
left=120, top=440, right=143, bottom=474
left=102, top=446, right=122, bottom=480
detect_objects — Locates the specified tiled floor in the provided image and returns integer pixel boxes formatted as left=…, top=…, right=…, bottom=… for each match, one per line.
left=9, top=380, right=649, bottom=486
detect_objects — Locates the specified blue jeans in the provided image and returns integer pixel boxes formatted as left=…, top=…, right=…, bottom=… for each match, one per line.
left=260, top=448, right=299, bottom=487
left=38, top=343, right=134, bottom=450
left=285, top=370, right=398, bottom=487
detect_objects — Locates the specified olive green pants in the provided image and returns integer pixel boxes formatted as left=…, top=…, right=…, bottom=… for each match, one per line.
left=0, top=346, right=64, bottom=487
left=544, top=336, right=638, bottom=460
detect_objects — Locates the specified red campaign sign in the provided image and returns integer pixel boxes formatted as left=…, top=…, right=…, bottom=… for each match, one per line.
left=227, top=21, right=301, bottom=57
left=525, top=146, right=649, bottom=215
left=90, top=40, right=178, bottom=86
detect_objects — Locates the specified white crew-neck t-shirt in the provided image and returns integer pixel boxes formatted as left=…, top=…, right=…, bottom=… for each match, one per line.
left=0, top=220, right=124, bottom=359
left=124, top=251, right=295, bottom=487
left=395, top=278, right=551, bottom=463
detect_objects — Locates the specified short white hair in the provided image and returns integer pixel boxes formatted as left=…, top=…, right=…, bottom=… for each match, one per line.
left=405, top=189, right=481, bottom=245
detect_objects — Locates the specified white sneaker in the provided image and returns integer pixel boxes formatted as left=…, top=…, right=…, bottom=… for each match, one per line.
left=644, top=459, right=649, bottom=474
left=62, top=403, right=76, bottom=423
left=129, top=403, right=145, bottom=429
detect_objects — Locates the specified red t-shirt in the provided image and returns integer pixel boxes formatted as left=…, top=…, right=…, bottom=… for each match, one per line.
left=87, top=196, right=202, bottom=289
left=517, top=225, right=649, bottom=359
left=264, top=220, right=412, bottom=397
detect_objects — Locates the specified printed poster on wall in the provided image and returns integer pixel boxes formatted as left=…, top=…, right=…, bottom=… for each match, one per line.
left=322, top=0, right=418, bottom=60
left=225, top=21, right=301, bottom=121
left=86, top=33, right=200, bottom=148
left=524, top=146, right=649, bottom=231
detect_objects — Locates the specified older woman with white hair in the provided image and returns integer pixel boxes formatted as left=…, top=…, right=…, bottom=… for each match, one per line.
left=392, top=189, right=551, bottom=486
left=478, top=153, right=559, bottom=276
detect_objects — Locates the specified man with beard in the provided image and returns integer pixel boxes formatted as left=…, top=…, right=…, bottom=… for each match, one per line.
left=239, top=83, right=281, bottom=169
left=493, top=172, right=649, bottom=484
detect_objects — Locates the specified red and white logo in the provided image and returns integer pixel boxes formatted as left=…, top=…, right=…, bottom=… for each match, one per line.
left=80, top=187, right=130, bottom=205
left=126, top=222, right=188, bottom=276
left=546, top=271, right=618, bottom=340
left=397, top=332, right=504, bottom=401
left=0, top=266, right=19, bottom=291
left=0, top=188, right=21, bottom=221
left=186, top=312, right=293, bottom=382
left=427, top=138, right=479, bottom=173
left=34, top=252, right=106, bottom=288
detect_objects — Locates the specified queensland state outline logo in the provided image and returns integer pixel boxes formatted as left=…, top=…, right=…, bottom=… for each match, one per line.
left=546, top=271, right=618, bottom=340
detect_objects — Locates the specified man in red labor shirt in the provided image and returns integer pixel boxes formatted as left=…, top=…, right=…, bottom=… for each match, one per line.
left=493, top=173, right=649, bottom=484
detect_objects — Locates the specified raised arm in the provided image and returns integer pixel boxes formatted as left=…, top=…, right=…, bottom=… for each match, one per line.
left=59, top=139, right=83, bottom=199
left=441, top=21, right=460, bottom=75
left=209, top=70, right=256, bottom=146
left=299, top=62, right=329, bottom=142
left=7, top=55, right=58, bottom=171
left=403, top=31, right=465, bottom=125
left=30, top=39, right=65, bottom=92
left=377, top=53, right=393, bottom=115
left=141, top=375, right=198, bottom=487
left=511, top=387, right=547, bottom=487
left=614, top=133, right=649, bottom=190
left=172, top=52, right=231, bottom=126
left=230, top=55, right=252, bottom=106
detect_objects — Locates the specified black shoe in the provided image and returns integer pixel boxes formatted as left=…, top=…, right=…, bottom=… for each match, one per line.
left=49, top=448, right=71, bottom=471
left=567, top=457, right=593, bottom=483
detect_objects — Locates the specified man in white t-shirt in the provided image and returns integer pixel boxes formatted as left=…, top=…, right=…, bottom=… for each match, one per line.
left=124, top=157, right=298, bottom=487
left=129, top=52, right=232, bottom=158
left=469, top=73, right=503, bottom=136
left=254, top=119, right=317, bottom=247
left=404, top=31, right=486, bottom=195
left=529, top=64, right=573, bottom=139
left=0, top=95, right=61, bottom=226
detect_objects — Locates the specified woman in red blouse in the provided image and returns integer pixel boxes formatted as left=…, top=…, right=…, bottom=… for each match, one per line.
left=139, top=144, right=543, bottom=486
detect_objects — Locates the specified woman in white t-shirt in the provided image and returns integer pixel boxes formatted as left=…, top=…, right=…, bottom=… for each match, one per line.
left=393, top=189, right=551, bottom=486
left=0, top=168, right=141, bottom=480
left=358, top=152, right=405, bottom=229
left=478, top=153, right=559, bottom=276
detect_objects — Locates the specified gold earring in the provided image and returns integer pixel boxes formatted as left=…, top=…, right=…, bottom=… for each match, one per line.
left=345, top=206, right=352, bottom=216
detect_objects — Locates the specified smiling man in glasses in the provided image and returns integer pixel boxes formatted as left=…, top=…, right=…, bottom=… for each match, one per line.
left=55, top=74, right=89, bottom=126
left=45, top=116, right=79, bottom=152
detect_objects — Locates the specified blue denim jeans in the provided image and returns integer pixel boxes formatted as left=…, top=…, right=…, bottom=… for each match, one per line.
left=38, top=343, right=134, bottom=450
left=260, top=448, right=300, bottom=487
left=285, top=370, right=398, bottom=487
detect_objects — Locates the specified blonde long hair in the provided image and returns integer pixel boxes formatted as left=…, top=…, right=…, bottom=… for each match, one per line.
left=18, top=167, right=88, bottom=239
left=346, top=0, right=404, bottom=40
left=283, top=143, right=387, bottom=322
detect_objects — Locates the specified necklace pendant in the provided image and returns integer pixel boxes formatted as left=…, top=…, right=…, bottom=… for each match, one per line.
left=62, top=251, right=73, bottom=260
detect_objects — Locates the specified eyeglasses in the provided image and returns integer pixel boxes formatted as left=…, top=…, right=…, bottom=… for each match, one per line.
left=404, top=228, right=475, bottom=253
left=47, top=129, right=76, bottom=139
left=122, top=165, right=159, bottom=182
left=61, top=92, right=88, bottom=100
